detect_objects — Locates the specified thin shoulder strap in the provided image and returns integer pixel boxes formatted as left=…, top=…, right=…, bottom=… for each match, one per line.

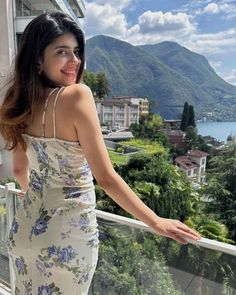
left=52, top=87, right=65, bottom=138
left=42, top=88, right=59, bottom=137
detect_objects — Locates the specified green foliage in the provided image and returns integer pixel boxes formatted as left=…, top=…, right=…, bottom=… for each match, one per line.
left=129, top=114, right=168, bottom=146
left=108, top=150, right=129, bottom=165
left=83, top=70, right=109, bottom=98
left=98, top=152, right=199, bottom=222
left=83, top=71, right=97, bottom=95
left=96, top=72, right=110, bottom=98
left=185, top=126, right=212, bottom=154
left=202, top=149, right=236, bottom=241
left=180, top=103, right=196, bottom=131
left=90, top=227, right=183, bottom=295
left=116, top=147, right=124, bottom=153
left=0, top=178, right=20, bottom=189
left=188, top=104, right=196, bottom=127
left=119, top=138, right=166, bottom=155
left=185, top=215, right=235, bottom=244
left=0, top=206, right=6, bottom=215
left=180, top=102, right=189, bottom=131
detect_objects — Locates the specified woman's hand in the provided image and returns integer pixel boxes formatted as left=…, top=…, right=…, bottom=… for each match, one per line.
left=152, top=217, right=201, bottom=244
left=17, top=191, right=26, bottom=199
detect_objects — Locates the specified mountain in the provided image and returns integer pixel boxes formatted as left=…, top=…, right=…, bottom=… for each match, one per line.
left=86, top=35, right=236, bottom=120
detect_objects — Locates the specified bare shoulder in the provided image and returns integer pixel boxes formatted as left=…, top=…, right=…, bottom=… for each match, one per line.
left=60, top=84, right=95, bottom=121
left=62, top=83, right=93, bottom=104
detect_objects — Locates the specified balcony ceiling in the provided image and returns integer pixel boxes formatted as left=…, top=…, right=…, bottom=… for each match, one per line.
left=25, top=0, right=58, bottom=10
left=26, top=0, right=85, bottom=18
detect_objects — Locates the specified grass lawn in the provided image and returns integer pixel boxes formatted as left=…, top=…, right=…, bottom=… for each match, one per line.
left=119, top=139, right=165, bottom=155
left=108, top=150, right=129, bottom=165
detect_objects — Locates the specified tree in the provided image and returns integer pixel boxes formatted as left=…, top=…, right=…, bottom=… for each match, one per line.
left=188, top=105, right=196, bottom=127
left=202, top=151, right=236, bottom=241
left=83, top=70, right=97, bottom=95
left=96, top=72, right=109, bottom=98
left=185, top=126, right=199, bottom=149
left=113, top=153, right=199, bottom=221
left=180, top=102, right=189, bottom=131
left=129, top=114, right=167, bottom=146
left=83, top=71, right=110, bottom=98
left=149, top=98, right=158, bottom=115
left=90, top=225, right=183, bottom=295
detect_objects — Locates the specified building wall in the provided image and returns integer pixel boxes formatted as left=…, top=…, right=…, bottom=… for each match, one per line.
left=189, top=155, right=207, bottom=175
left=95, top=99, right=144, bottom=129
left=0, top=0, right=16, bottom=179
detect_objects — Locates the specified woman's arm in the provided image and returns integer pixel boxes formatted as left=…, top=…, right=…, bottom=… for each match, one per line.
left=12, top=146, right=29, bottom=194
left=69, top=84, right=201, bottom=244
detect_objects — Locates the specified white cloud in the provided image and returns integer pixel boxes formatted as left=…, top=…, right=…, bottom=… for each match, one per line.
left=203, top=3, right=220, bottom=14
left=82, top=2, right=128, bottom=38
left=82, top=1, right=236, bottom=64
left=137, top=11, right=195, bottom=33
left=126, top=11, right=197, bottom=45
left=223, top=69, right=236, bottom=85
left=184, top=28, right=236, bottom=55
left=197, top=1, right=236, bottom=18
left=209, top=60, right=222, bottom=69
left=82, top=3, right=196, bottom=43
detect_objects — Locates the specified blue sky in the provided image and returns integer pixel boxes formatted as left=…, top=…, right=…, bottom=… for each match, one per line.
left=81, top=0, right=236, bottom=85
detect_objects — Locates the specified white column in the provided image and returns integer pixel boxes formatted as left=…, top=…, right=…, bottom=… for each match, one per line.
left=0, top=0, right=16, bottom=180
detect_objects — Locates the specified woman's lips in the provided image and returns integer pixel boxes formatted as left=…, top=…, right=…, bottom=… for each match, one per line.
left=61, top=69, right=77, bottom=79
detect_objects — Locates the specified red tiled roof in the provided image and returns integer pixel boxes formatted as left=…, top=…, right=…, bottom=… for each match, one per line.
left=187, top=150, right=209, bottom=157
left=175, top=156, right=199, bottom=170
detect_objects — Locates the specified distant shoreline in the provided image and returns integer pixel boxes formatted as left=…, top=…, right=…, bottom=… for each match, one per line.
left=197, top=121, right=236, bottom=142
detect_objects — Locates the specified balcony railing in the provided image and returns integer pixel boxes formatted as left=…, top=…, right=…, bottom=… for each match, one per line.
left=0, top=183, right=236, bottom=294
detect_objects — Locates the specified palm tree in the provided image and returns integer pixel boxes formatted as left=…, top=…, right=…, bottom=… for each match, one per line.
left=182, top=215, right=235, bottom=295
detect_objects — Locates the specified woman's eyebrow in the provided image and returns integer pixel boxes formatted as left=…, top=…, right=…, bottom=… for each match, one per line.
left=54, top=45, right=79, bottom=49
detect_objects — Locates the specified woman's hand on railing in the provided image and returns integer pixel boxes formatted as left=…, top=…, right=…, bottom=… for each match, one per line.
left=152, top=218, right=201, bottom=244
left=17, top=191, right=26, bottom=199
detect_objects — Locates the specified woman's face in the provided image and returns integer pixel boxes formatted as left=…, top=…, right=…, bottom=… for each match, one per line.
left=39, top=33, right=81, bottom=86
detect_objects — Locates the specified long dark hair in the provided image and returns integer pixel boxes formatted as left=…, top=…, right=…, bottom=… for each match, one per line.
left=0, top=11, right=85, bottom=150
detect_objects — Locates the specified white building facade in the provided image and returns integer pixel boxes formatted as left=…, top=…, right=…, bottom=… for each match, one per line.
left=175, top=150, right=209, bottom=183
left=0, top=0, right=85, bottom=178
left=95, top=96, right=149, bottom=129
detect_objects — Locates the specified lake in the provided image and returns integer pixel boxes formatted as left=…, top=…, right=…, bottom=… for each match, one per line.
left=197, top=122, right=236, bottom=143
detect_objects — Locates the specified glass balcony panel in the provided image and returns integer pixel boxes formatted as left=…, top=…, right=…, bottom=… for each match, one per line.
left=0, top=186, right=236, bottom=295
left=89, top=217, right=236, bottom=295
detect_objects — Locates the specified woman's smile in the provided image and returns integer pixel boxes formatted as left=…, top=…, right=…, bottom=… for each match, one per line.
left=40, top=33, right=81, bottom=86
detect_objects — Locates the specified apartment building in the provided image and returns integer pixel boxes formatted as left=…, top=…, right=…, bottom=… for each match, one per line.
left=175, top=150, right=209, bottom=183
left=95, top=96, right=149, bottom=129
left=0, top=0, right=85, bottom=178
left=112, top=96, right=149, bottom=117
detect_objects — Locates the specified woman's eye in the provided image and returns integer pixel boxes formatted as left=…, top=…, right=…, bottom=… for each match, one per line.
left=57, top=50, right=67, bottom=55
left=74, top=50, right=80, bottom=57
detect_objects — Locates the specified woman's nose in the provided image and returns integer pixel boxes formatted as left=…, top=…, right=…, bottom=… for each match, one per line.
left=70, top=52, right=80, bottom=64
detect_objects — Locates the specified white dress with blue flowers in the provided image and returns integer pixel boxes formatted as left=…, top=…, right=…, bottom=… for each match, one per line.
left=7, top=88, right=99, bottom=295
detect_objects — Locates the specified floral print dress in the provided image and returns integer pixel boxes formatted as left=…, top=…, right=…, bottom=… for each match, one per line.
left=6, top=88, right=99, bottom=295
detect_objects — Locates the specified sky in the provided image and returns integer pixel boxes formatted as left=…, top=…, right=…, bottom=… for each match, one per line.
left=80, top=0, right=236, bottom=85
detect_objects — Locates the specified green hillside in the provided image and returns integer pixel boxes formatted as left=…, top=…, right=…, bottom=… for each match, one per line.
left=86, top=35, right=236, bottom=120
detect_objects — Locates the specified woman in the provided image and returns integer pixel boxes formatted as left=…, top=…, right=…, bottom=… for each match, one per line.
left=0, top=11, right=200, bottom=295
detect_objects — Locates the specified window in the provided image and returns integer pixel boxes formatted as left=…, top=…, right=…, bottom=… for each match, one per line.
left=188, top=170, right=191, bottom=176
left=116, top=106, right=124, bottom=112
left=201, top=158, right=205, bottom=165
left=104, top=106, right=113, bottom=112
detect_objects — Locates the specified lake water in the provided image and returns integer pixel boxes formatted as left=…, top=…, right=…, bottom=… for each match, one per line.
left=197, top=122, right=236, bottom=142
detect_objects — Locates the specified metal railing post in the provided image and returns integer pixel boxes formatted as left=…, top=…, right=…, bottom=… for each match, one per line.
left=5, top=183, right=16, bottom=295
